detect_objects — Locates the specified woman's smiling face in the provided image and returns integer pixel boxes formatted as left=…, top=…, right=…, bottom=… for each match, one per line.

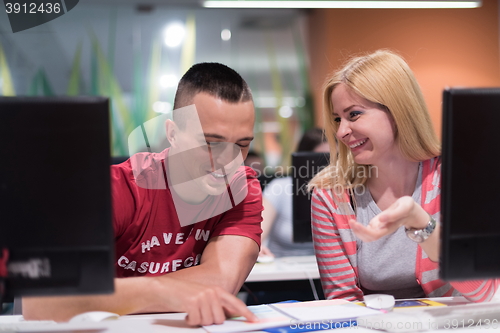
left=332, top=83, right=398, bottom=166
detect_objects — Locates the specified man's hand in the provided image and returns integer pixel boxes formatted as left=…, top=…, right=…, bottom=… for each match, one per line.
left=348, top=196, right=429, bottom=242
left=155, top=276, right=257, bottom=326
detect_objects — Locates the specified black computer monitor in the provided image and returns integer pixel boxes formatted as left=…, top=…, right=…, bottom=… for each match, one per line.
left=292, top=152, right=330, bottom=243
left=440, top=88, right=500, bottom=280
left=0, top=96, right=114, bottom=301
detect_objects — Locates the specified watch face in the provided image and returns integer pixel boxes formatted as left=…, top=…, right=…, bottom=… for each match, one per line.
left=406, top=216, right=436, bottom=243
left=409, top=232, right=425, bottom=243
left=406, top=229, right=427, bottom=243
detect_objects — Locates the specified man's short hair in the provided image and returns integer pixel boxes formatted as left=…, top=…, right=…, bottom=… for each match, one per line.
left=173, top=63, right=253, bottom=129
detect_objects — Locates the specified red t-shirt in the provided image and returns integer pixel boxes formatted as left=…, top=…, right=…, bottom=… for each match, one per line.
left=111, top=150, right=263, bottom=278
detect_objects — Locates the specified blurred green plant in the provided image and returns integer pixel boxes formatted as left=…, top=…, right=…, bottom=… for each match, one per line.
left=67, top=41, right=83, bottom=96
left=0, top=43, right=16, bottom=96
left=1, top=11, right=313, bottom=162
left=266, top=32, right=293, bottom=168
left=263, top=25, right=315, bottom=168
left=29, top=69, right=55, bottom=96
left=292, top=25, right=315, bottom=133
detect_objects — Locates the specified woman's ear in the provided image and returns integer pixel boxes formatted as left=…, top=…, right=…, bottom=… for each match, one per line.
left=165, top=119, right=179, bottom=148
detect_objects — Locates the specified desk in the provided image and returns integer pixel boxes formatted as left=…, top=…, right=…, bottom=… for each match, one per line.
left=243, top=255, right=323, bottom=303
left=5, top=257, right=321, bottom=331
left=118, top=297, right=500, bottom=333
left=245, top=256, right=320, bottom=283
left=2, top=297, right=500, bottom=332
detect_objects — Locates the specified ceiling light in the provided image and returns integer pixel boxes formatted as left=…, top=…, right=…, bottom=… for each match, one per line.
left=153, top=101, right=173, bottom=114
left=279, top=105, right=293, bottom=118
left=203, top=0, right=481, bottom=9
left=160, top=74, right=179, bottom=88
left=221, top=29, right=232, bottom=41
left=164, top=22, right=186, bottom=48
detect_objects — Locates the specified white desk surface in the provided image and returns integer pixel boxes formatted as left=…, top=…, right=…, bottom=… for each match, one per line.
left=245, top=255, right=320, bottom=282
left=120, top=296, right=500, bottom=333
left=0, top=256, right=320, bottom=332
left=118, top=297, right=500, bottom=332
left=4, top=296, right=500, bottom=332
left=3, top=291, right=500, bottom=332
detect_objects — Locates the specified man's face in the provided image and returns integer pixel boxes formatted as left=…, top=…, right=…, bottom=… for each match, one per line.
left=173, top=92, right=255, bottom=198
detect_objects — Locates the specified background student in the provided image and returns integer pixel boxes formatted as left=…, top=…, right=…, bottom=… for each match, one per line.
left=259, top=127, right=329, bottom=259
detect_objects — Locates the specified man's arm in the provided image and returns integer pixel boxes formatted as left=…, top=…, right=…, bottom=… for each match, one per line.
left=22, top=235, right=259, bottom=324
left=139, top=234, right=259, bottom=324
left=22, top=276, right=158, bottom=321
left=166, top=234, right=259, bottom=293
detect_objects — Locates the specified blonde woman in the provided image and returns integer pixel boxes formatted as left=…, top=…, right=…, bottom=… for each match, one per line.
left=309, top=50, right=498, bottom=302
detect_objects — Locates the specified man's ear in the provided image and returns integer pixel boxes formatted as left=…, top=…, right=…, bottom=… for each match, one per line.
left=165, top=119, right=179, bottom=148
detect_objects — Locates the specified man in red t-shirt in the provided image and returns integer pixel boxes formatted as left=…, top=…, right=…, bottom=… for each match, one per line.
left=23, top=63, right=263, bottom=325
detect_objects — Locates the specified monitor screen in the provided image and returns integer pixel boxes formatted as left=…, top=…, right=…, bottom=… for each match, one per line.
left=440, top=88, right=500, bottom=280
left=0, top=96, right=114, bottom=299
left=292, top=152, right=330, bottom=243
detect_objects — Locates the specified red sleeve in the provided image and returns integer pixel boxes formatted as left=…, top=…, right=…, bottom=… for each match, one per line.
left=312, top=188, right=363, bottom=301
left=0, top=249, right=8, bottom=278
left=450, top=279, right=500, bottom=303
left=110, top=161, right=138, bottom=238
left=421, top=158, right=499, bottom=302
left=210, top=167, right=263, bottom=247
left=313, top=158, right=500, bottom=302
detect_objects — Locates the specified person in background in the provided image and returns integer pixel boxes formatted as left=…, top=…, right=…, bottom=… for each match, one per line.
left=245, top=151, right=265, bottom=175
left=259, top=127, right=329, bottom=259
left=244, top=150, right=270, bottom=190
left=309, top=49, right=498, bottom=302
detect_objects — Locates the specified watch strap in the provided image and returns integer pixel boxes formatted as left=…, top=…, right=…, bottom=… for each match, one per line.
left=405, top=215, right=437, bottom=243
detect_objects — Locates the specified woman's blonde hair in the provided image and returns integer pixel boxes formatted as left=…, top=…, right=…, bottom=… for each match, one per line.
left=309, top=49, right=440, bottom=191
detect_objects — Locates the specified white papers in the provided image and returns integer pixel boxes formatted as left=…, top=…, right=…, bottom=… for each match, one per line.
left=272, top=299, right=381, bottom=322
left=202, top=304, right=291, bottom=333
left=203, top=299, right=382, bottom=333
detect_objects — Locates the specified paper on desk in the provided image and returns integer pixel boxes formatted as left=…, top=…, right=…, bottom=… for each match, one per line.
left=203, top=300, right=382, bottom=333
left=271, top=299, right=381, bottom=322
left=203, top=304, right=291, bottom=333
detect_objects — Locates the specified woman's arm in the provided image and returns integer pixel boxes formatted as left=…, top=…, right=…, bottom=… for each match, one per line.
left=450, top=280, right=500, bottom=302
left=311, top=189, right=363, bottom=301
left=349, top=196, right=440, bottom=261
left=349, top=196, right=500, bottom=302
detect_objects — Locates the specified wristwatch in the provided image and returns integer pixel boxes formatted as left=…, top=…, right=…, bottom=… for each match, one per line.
left=405, top=215, right=437, bottom=243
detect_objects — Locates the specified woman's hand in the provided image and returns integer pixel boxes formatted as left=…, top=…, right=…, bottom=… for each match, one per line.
left=349, top=196, right=430, bottom=242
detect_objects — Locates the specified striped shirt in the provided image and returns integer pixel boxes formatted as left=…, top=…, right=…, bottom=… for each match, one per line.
left=311, top=157, right=499, bottom=302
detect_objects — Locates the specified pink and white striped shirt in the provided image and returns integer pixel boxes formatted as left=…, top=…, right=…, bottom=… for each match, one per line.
left=311, top=157, right=498, bottom=302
